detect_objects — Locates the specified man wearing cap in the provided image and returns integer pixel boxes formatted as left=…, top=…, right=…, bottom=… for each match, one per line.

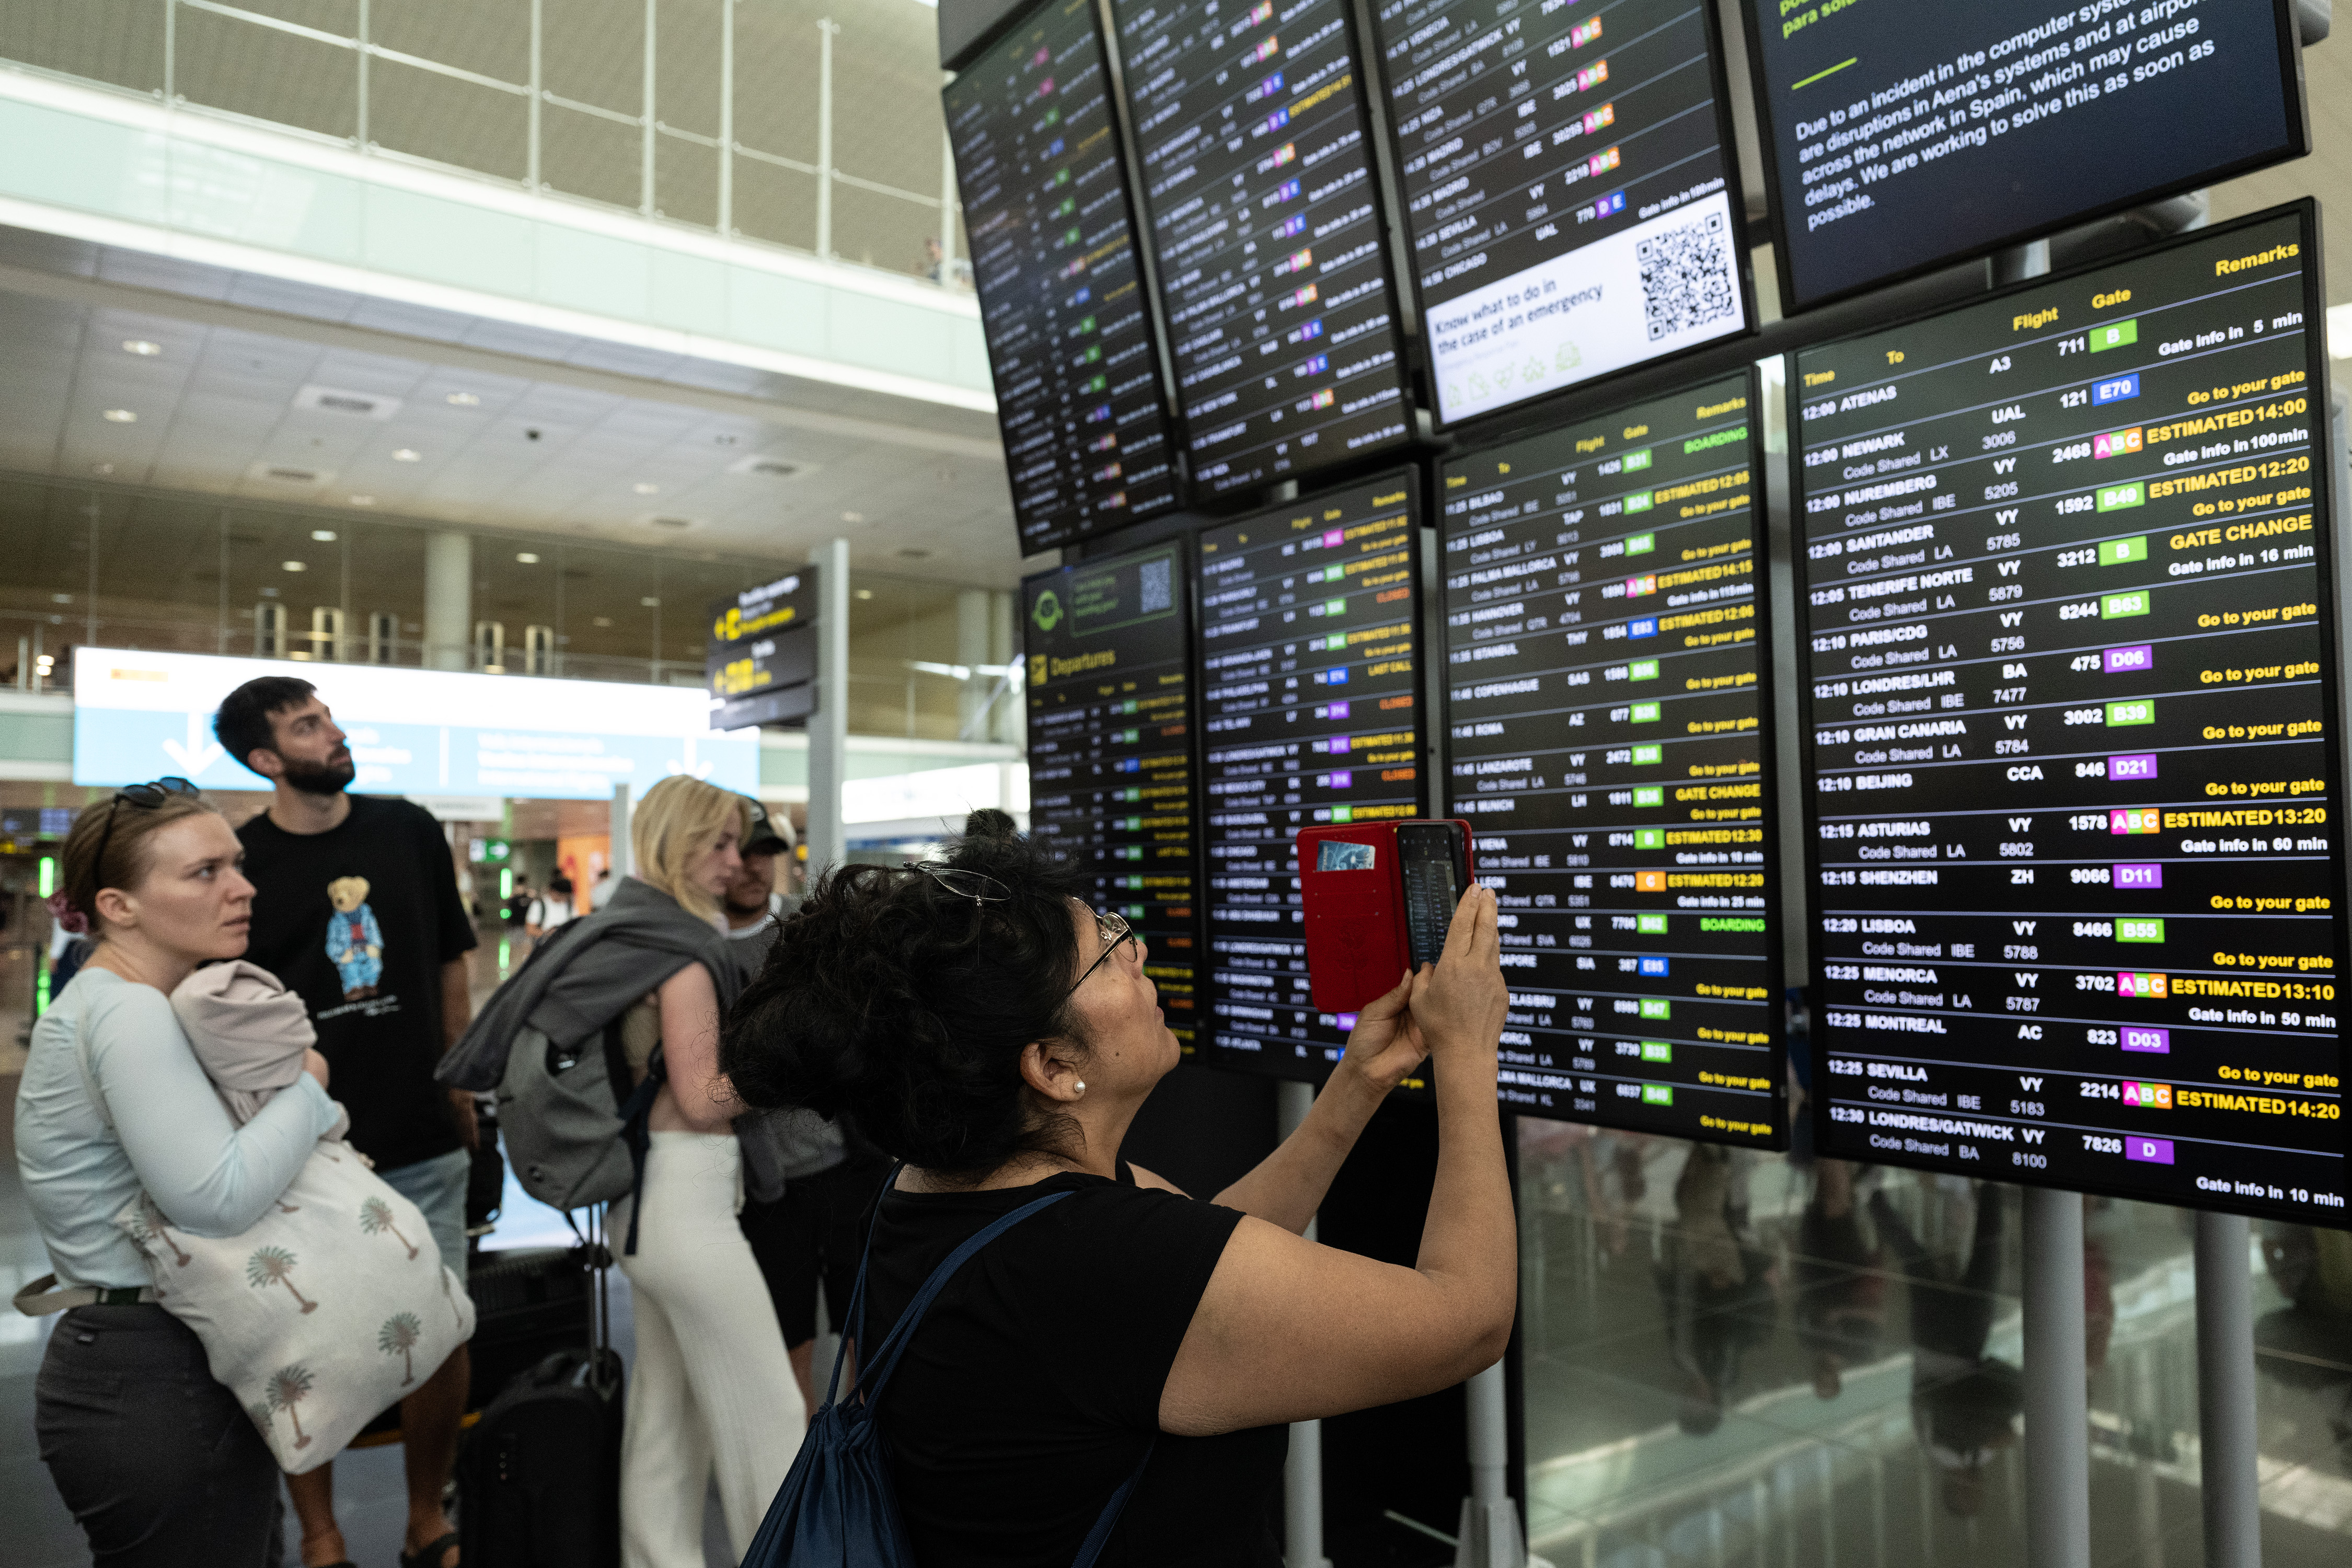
left=719, top=799, right=795, bottom=958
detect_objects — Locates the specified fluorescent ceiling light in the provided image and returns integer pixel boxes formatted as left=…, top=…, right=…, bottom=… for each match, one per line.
left=392, top=448, right=422, bottom=462
left=349, top=495, right=375, bottom=506
left=102, top=408, right=136, bottom=422
left=639, top=596, right=661, bottom=607
left=516, top=552, right=541, bottom=564
left=122, top=339, right=162, bottom=356
left=446, top=391, right=481, bottom=406
left=841, top=511, right=864, bottom=522
left=633, top=482, right=659, bottom=494
left=282, top=560, right=307, bottom=572
left=311, top=529, right=338, bottom=541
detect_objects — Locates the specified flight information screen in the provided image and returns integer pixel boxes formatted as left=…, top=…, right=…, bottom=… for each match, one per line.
left=948, top=0, right=1182, bottom=553
left=1113, top=0, right=1418, bottom=498
left=1024, top=540, right=1202, bottom=1052
left=1746, top=0, right=2304, bottom=310
left=1795, top=205, right=2348, bottom=1224
left=1373, top=0, right=1750, bottom=427
left=1442, top=371, right=1782, bottom=1144
left=1197, top=473, right=1427, bottom=1079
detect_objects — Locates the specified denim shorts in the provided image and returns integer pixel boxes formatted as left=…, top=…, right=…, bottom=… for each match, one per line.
left=379, top=1146, right=472, bottom=1285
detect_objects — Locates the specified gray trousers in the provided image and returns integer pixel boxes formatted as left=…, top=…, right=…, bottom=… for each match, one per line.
left=35, top=1304, right=283, bottom=1567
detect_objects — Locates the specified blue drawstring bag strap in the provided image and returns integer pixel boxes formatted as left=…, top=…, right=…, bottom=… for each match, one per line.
left=740, top=1165, right=1154, bottom=1567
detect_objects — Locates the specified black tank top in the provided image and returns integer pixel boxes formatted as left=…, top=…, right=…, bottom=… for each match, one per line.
left=861, top=1169, right=1286, bottom=1567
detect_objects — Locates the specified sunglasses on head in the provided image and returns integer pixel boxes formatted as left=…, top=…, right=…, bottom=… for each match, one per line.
left=89, top=776, right=200, bottom=900
left=897, top=864, right=1136, bottom=1003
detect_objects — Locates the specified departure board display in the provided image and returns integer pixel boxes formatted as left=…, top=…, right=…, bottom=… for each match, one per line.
left=1795, top=205, right=2348, bottom=1225
left=1024, top=540, right=1202, bottom=1052
left=1442, top=372, right=1782, bottom=1144
left=948, top=0, right=1181, bottom=553
left=1198, top=474, right=1427, bottom=1079
left=1113, top=0, right=1418, bottom=497
left=1374, top=0, right=1750, bottom=427
left=1745, top=0, right=2305, bottom=311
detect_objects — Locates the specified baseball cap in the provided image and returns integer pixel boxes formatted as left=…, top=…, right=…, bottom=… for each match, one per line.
left=743, top=798, right=791, bottom=856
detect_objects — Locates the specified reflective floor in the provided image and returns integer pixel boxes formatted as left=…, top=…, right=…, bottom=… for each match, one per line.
left=1516, top=1119, right=2352, bottom=1568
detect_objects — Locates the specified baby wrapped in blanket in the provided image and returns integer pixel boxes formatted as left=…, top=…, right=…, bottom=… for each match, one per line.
left=170, top=960, right=352, bottom=1144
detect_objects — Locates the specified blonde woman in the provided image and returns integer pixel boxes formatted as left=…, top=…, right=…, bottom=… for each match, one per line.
left=607, top=775, right=805, bottom=1568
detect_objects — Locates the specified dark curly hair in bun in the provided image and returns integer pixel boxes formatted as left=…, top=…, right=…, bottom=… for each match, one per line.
left=720, top=811, right=1090, bottom=1178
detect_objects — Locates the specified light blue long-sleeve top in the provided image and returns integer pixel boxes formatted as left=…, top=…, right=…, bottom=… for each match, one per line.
left=15, top=967, right=342, bottom=1289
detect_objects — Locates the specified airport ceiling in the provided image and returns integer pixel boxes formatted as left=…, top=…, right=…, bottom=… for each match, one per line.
left=0, top=225, right=1028, bottom=590
left=0, top=13, right=2341, bottom=598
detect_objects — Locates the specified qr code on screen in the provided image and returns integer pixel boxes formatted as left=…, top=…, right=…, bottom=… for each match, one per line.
left=1139, top=557, right=1172, bottom=613
left=1636, top=210, right=1735, bottom=341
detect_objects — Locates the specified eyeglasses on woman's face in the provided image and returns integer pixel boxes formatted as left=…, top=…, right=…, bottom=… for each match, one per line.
left=1062, top=906, right=1139, bottom=1004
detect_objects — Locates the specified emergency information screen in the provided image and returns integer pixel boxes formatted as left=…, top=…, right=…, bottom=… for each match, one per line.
left=1373, top=0, right=1750, bottom=426
left=1794, top=205, right=2348, bottom=1223
left=1746, top=0, right=2303, bottom=310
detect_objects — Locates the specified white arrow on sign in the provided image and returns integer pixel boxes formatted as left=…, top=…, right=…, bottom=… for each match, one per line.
left=664, top=733, right=713, bottom=781
left=161, top=711, right=224, bottom=777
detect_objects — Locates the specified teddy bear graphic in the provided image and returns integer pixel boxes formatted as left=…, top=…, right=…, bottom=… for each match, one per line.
left=324, top=875, right=384, bottom=1001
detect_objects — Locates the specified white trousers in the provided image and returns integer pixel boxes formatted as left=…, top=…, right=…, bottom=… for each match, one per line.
left=614, top=1131, right=806, bottom=1568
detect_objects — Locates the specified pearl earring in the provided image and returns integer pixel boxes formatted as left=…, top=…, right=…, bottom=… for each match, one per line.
left=1074, top=1081, right=1087, bottom=1096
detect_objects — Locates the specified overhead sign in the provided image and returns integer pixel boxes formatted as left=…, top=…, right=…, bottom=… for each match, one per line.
left=708, top=568, right=819, bottom=730
left=74, top=647, right=759, bottom=801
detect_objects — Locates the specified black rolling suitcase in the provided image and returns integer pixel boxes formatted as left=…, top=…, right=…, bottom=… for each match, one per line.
left=464, top=1244, right=595, bottom=1410
left=458, top=1236, right=625, bottom=1566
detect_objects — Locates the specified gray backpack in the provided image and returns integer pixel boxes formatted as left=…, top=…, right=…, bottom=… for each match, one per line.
left=498, top=1018, right=663, bottom=1241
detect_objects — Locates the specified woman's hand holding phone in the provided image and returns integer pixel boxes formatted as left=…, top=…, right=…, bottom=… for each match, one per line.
left=1338, top=970, right=1427, bottom=1094
left=1409, top=886, right=1506, bottom=1082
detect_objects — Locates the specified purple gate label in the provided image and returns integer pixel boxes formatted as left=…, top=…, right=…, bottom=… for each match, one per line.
left=2104, top=644, right=2154, bottom=674
left=2126, top=1137, right=2175, bottom=1165
left=1319, top=734, right=1351, bottom=753
left=2109, top=753, right=2160, bottom=780
left=1333, top=1013, right=1358, bottom=1032
left=1322, top=770, right=1353, bottom=789
left=2122, top=1026, right=2172, bottom=1053
left=1318, top=700, right=1351, bottom=721
left=2114, top=862, right=2163, bottom=889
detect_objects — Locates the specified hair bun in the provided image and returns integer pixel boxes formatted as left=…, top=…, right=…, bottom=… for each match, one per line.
left=963, top=808, right=1018, bottom=840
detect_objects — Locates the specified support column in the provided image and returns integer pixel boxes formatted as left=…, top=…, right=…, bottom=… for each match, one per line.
left=1277, top=1080, right=1333, bottom=1568
left=610, top=783, right=633, bottom=880
left=2196, top=1212, right=2262, bottom=1568
left=990, top=589, right=1019, bottom=745
left=804, top=538, right=850, bottom=879
left=1455, top=1364, right=1523, bottom=1567
left=956, top=589, right=993, bottom=740
left=423, top=531, right=472, bottom=671
left=2023, top=1186, right=2091, bottom=1568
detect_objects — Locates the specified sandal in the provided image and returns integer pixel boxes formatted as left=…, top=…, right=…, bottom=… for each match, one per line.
left=399, top=1533, right=459, bottom=1568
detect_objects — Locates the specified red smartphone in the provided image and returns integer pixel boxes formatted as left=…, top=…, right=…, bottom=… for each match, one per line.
left=1296, top=818, right=1475, bottom=1013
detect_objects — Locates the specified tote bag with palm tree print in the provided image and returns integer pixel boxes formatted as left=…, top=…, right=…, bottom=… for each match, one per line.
left=114, top=1140, right=476, bottom=1473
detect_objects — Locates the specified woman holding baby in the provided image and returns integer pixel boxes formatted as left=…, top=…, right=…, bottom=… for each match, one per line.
left=13, top=779, right=349, bottom=1565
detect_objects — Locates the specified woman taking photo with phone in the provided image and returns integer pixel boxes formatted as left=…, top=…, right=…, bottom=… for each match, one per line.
left=15, top=780, right=341, bottom=1565
left=722, top=814, right=1514, bottom=1566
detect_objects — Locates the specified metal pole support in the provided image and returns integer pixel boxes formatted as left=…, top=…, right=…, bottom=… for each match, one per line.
left=1452, top=1359, right=1524, bottom=1568
left=609, top=783, right=633, bottom=882
left=804, top=537, right=850, bottom=880
left=2196, top=1210, right=2263, bottom=1568
left=2023, top=1185, right=2091, bottom=1568
left=1276, top=1080, right=1333, bottom=1568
